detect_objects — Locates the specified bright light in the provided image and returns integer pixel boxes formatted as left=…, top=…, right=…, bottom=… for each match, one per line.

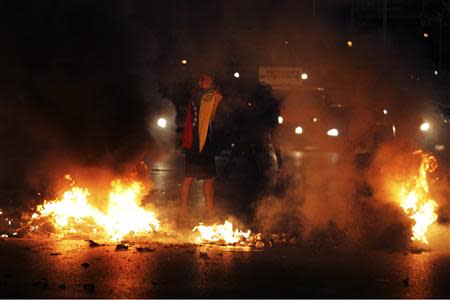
left=234, top=72, right=240, bottom=78
left=434, top=144, right=445, bottom=151
left=434, top=70, right=438, bottom=75
left=278, top=116, right=284, bottom=124
left=347, top=40, right=353, bottom=47
left=313, top=117, right=318, bottom=122
left=423, top=32, right=429, bottom=38
left=181, top=59, right=188, bottom=65
left=157, top=118, right=167, bottom=128
left=327, top=128, right=339, bottom=137
left=294, top=126, right=303, bottom=135
left=300, top=73, right=308, bottom=80
left=420, top=122, right=430, bottom=132
left=383, top=109, right=388, bottom=115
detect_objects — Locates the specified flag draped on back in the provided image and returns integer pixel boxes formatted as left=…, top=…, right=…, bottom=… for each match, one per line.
left=182, top=89, right=219, bottom=152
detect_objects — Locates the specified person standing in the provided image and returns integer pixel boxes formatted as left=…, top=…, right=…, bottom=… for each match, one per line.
left=181, top=74, right=222, bottom=218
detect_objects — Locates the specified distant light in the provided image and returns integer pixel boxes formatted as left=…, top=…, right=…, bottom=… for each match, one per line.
left=347, top=40, right=353, bottom=47
left=278, top=116, right=284, bottom=124
left=248, top=102, right=252, bottom=107
left=423, top=32, right=429, bottom=38
left=434, top=70, right=438, bottom=75
left=434, top=144, right=445, bottom=151
left=313, top=117, right=318, bottom=122
left=383, top=109, right=388, bottom=115
left=157, top=117, right=167, bottom=128
left=420, top=122, right=430, bottom=132
left=284, top=40, right=289, bottom=45
left=300, top=73, right=308, bottom=80
left=181, top=59, right=188, bottom=65
left=234, top=72, right=240, bottom=78
left=327, top=128, right=339, bottom=137
left=392, top=125, right=396, bottom=136
left=294, top=126, right=303, bottom=135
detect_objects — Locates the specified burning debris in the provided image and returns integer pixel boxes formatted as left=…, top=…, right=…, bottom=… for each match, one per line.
left=395, top=151, right=439, bottom=244
left=193, top=221, right=252, bottom=245
left=30, top=176, right=160, bottom=242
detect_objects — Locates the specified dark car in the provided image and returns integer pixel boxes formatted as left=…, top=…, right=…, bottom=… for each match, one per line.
left=274, top=88, right=349, bottom=153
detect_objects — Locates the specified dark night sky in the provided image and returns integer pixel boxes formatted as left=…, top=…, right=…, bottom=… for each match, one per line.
left=0, top=0, right=448, bottom=208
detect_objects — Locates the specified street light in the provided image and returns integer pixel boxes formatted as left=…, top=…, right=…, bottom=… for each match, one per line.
left=300, top=73, right=308, bottom=80
left=181, top=59, right=188, bottom=65
left=423, top=32, right=429, bottom=38
left=234, top=72, right=240, bottom=78
left=347, top=40, right=353, bottom=47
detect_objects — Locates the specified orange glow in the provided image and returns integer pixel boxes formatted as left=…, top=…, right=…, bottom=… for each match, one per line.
left=193, top=221, right=251, bottom=244
left=397, top=151, right=438, bottom=244
left=34, top=177, right=160, bottom=241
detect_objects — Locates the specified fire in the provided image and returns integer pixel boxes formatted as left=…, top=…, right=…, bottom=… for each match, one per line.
left=193, top=221, right=251, bottom=244
left=397, top=151, right=438, bottom=244
left=34, top=178, right=160, bottom=241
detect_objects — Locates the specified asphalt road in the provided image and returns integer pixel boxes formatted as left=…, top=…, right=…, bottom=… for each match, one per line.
left=1, top=149, right=449, bottom=298
left=1, top=237, right=449, bottom=298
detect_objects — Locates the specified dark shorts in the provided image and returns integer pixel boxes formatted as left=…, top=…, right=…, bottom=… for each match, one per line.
left=185, top=151, right=216, bottom=179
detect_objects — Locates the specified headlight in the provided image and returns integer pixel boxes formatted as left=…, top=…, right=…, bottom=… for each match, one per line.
left=327, top=128, right=339, bottom=137
left=157, top=117, right=167, bottom=128
left=278, top=116, right=284, bottom=124
left=420, top=122, right=430, bottom=132
left=294, top=126, right=303, bottom=135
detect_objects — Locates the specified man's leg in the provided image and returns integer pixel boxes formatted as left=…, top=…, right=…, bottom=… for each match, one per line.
left=203, top=178, right=215, bottom=217
left=181, top=177, right=194, bottom=215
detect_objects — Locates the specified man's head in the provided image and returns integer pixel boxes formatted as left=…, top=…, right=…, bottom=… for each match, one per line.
left=198, top=73, right=213, bottom=89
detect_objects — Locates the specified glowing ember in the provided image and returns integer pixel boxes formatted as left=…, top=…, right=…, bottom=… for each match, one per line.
left=398, top=151, right=438, bottom=244
left=193, top=221, right=251, bottom=244
left=34, top=177, right=160, bottom=241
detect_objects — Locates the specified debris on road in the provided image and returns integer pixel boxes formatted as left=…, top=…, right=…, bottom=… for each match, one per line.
left=88, top=240, right=104, bottom=247
left=81, top=262, right=90, bottom=268
left=255, top=241, right=265, bottom=249
left=115, top=244, right=128, bottom=251
left=32, top=278, right=49, bottom=289
left=136, top=246, right=155, bottom=253
left=83, top=283, right=95, bottom=293
left=402, top=275, right=410, bottom=287
left=50, top=252, right=61, bottom=256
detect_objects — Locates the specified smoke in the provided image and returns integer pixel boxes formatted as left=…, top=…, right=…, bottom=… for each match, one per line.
left=248, top=2, right=445, bottom=250
left=254, top=153, right=367, bottom=247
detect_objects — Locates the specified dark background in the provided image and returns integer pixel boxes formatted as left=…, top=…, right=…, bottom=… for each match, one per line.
left=0, top=0, right=449, bottom=208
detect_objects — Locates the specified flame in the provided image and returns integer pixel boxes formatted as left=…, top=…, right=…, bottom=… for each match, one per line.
left=35, top=177, right=160, bottom=241
left=193, top=221, right=251, bottom=244
left=397, top=151, right=438, bottom=244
